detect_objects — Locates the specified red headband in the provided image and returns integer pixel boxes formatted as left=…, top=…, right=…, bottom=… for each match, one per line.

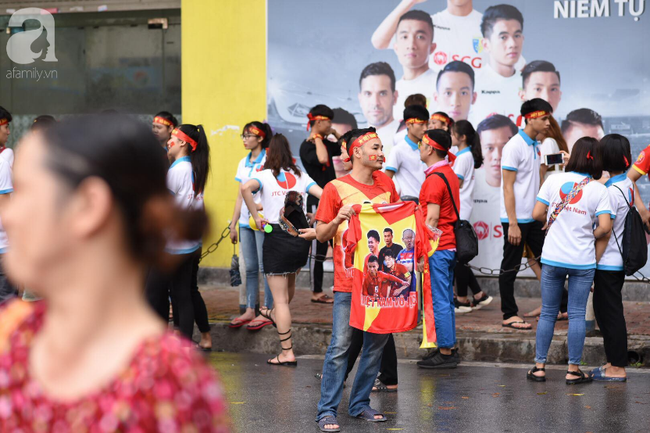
left=524, top=110, right=550, bottom=120
left=586, top=151, right=593, bottom=160
left=406, top=118, right=427, bottom=125
left=248, top=125, right=266, bottom=138
left=348, top=132, right=379, bottom=156
left=0, top=119, right=7, bottom=127
left=422, top=134, right=456, bottom=164
left=431, top=113, right=451, bottom=125
left=306, top=113, right=330, bottom=131
left=153, top=116, right=173, bottom=127
left=172, top=128, right=198, bottom=152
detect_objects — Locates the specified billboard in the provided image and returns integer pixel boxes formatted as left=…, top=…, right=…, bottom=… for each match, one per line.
left=267, top=0, right=650, bottom=276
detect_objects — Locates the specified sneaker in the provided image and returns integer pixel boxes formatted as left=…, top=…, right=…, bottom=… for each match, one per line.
left=422, top=348, right=461, bottom=364
left=454, top=298, right=472, bottom=314
left=472, top=293, right=493, bottom=310
left=417, top=351, right=458, bottom=369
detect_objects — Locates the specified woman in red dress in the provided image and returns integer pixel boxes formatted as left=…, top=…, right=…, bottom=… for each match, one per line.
left=0, top=114, right=230, bottom=432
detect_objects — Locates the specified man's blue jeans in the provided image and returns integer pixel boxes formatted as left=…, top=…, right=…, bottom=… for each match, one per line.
left=317, top=292, right=390, bottom=420
left=429, top=249, right=457, bottom=349
left=535, top=264, right=595, bottom=365
left=239, top=226, right=273, bottom=309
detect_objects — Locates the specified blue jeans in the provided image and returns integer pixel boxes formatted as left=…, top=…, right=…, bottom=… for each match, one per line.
left=429, top=249, right=456, bottom=349
left=535, top=264, right=595, bottom=365
left=317, top=292, right=390, bottom=420
left=239, top=226, right=273, bottom=309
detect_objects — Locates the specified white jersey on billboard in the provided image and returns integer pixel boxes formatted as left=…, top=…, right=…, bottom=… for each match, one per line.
left=394, top=69, right=437, bottom=121
left=428, top=9, right=484, bottom=73
left=373, top=118, right=401, bottom=158
left=470, top=64, right=523, bottom=127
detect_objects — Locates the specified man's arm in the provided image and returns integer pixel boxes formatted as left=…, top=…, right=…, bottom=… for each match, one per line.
left=315, top=205, right=354, bottom=243
left=371, top=0, right=425, bottom=49
left=426, top=202, right=440, bottom=229
left=595, top=231, right=611, bottom=263
left=312, top=137, right=331, bottom=166
left=502, top=169, right=521, bottom=246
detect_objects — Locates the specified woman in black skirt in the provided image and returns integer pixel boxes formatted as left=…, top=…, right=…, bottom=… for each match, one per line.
left=241, top=134, right=322, bottom=366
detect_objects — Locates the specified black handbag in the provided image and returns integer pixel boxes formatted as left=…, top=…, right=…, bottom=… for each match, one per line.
left=431, top=172, right=479, bottom=264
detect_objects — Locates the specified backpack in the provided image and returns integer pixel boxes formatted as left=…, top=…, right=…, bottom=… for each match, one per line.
left=612, top=184, right=648, bottom=276
left=430, top=172, right=478, bottom=264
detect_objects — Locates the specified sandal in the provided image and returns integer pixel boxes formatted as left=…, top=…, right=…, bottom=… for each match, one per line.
left=502, top=320, right=532, bottom=330
left=246, top=319, right=273, bottom=331
left=526, top=365, right=546, bottom=382
left=566, top=369, right=593, bottom=385
left=228, top=318, right=251, bottom=329
left=267, top=329, right=297, bottom=366
left=355, top=407, right=387, bottom=422
left=371, top=378, right=397, bottom=392
left=311, top=294, right=334, bottom=304
left=259, top=308, right=276, bottom=328
left=317, top=415, right=340, bottom=432
left=590, top=367, right=627, bottom=382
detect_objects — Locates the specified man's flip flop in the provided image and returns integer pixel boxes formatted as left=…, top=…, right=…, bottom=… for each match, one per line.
left=317, top=415, right=340, bottom=432
left=246, top=320, right=273, bottom=331
left=228, top=319, right=251, bottom=329
left=311, top=295, right=334, bottom=304
left=502, top=321, right=532, bottom=330
left=355, top=408, right=387, bottom=422
left=371, top=378, right=397, bottom=393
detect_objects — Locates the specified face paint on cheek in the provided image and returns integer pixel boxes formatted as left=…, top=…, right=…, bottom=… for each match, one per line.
left=369, top=155, right=378, bottom=161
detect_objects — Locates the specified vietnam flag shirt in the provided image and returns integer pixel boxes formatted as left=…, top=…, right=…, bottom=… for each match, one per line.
left=315, top=171, right=399, bottom=293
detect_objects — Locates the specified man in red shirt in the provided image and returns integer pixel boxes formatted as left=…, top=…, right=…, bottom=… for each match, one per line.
left=382, top=250, right=411, bottom=298
left=314, top=128, right=399, bottom=431
left=417, top=129, right=460, bottom=369
left=628, top=144, right=650, bottom=231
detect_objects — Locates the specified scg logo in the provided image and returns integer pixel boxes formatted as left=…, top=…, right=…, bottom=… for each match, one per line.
left=473, top=221, right=489, bottom=240
left=6, top=8, right=57, bottom=65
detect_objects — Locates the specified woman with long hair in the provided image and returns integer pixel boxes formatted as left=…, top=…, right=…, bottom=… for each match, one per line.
left=229, top=121, right=275, bottom=331
left=157, top=123, right=212, bottom=343
left=528, top=137, right=612, bottom=384
left=241, top=134, right=322, bottom=366
left=539, top=115, right=569, bottom=181
left=0, top=115, right=228, bottom=430
left=450, top=120, right=492, bottom=311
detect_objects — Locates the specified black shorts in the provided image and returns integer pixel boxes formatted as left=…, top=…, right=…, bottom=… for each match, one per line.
left=263, top=224, right=311, bottom=275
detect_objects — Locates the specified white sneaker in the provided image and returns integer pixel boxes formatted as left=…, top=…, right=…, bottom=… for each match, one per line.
left=454, top=299, right=472, bottom=314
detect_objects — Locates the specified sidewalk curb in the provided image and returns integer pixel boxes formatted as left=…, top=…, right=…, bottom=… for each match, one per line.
left=198, top=322, right=650, bottom=367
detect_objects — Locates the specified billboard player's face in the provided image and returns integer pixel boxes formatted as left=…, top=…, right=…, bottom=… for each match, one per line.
left=359, top=74, right=396, bottom=127
left=435, top=71, right=476, bottom=121
left=521, top=71, right=562, bottom=113
left=564, top=123, right=605, bottom=153
left=480, top=126, right=513, bottom=188
left=484, top=19, right=523, bottom=70
left=368, top=260, right=378, bottom=277
left=393, top=19, right=434, bottom=70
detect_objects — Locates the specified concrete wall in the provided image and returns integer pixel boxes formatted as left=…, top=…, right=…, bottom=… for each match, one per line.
left=182, top=0, right=267, bottom=268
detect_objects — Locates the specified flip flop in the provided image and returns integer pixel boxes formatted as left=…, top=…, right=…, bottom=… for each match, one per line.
left=317, top=415, right=340, bottom=432
left=196, top=344, right=212, bottom=352
left=311, top=295, right=334, bottom=304
left=502, top=320, right=532, bottom=330
left=246, top=319, right=273, bottom=331
left=371, top=378, right=397, bottom=393
left=228, top=318, right=251, bottom=329
left=591, top=367, right=627, bottom=382
left=355, top=408, right=387, bottom=422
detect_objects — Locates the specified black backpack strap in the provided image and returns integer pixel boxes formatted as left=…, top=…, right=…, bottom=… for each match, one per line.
left=431, top=172, right=460, bottom=220
left=610, top=184, right=629, bottom=260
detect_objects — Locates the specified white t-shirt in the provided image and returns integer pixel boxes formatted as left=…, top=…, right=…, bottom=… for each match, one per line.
left=234, top=150, right=266, bottom=228
left=0, top=158, right=12, bottom=253
left=470, top=64, right=522, bottom=127
left=374, top=118, right=401, bottom=158
left=597, top=174, right=634, bottom=271
left=0, top=148, right=14, bottom=168
left=384, top=135, right=426, bottom=198
left=252, top=168, right=316, bottom=224
left=166, top=156, right=204, bottom=255
left=452, top=146, right=475, bottom=220
left=537, top=171, right=611, bottom=269
left=500, top=130, right=541, bottom=223
left=394, top=68, right=437, bottom=121
left=428, top=9, right=484, bottom=73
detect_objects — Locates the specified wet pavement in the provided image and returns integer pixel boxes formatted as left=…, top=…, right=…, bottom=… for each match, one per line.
left=209, top=352, right=650, bottom=433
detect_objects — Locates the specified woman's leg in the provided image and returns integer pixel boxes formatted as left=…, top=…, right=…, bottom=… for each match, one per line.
left=234, top=227, right=259, bottom=323
left=145, top=266, right=171, bottom=323
left=593, top=270, right=627, bottom=376
left=344, top=328, right=364, bottom=382
left=190, top=251, right=212, bottom=348
left=565, top=268, right=595, bottom=378
left=169, top=254, right=196, bottom=339
left=455, top=261, right=470, bottom=302
left=267, top=274, right=295, bottom=363
left=533, top=264, right=565, bottom=376
left=255, top=229, right=274, bottom=309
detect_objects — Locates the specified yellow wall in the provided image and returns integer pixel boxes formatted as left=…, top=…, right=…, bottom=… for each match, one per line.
left=182, top=0, right=267, bottom=267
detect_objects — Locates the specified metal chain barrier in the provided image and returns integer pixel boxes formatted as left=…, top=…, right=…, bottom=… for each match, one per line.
left=464, top=255, right=542, bottom=276
left=199, top=226, right=232, bottom=263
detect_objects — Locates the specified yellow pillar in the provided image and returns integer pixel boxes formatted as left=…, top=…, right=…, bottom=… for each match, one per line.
left=181, top=0, right=267, bottom=267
